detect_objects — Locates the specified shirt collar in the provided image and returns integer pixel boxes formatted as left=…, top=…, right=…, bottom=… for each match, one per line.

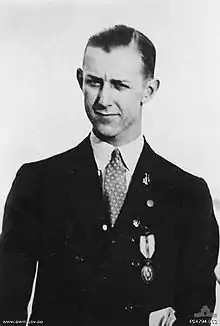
left=90, top=131, right=144, bottom=175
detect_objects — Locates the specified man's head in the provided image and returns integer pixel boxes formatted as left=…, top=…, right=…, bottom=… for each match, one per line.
left=77, top=25, right=160, bottom=146
left=85, top=24, right=157, bottom=80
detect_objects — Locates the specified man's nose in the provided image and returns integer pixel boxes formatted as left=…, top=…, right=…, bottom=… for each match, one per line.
left=98, top=83, right=112, bottom=107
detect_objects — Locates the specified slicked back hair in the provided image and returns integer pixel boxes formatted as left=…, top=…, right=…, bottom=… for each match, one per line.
left=84, top=24, right=156, bottom=79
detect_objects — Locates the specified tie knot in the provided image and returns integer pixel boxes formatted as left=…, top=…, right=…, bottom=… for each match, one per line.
left=109, top=148, right=126, bottom=172
left=111, top=148, right=121, bottom=161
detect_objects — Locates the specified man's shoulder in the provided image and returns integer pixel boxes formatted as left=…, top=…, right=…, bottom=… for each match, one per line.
left=152, top=151, right=209, bottom=200
left=154, top=152, right=199, bottom=180
left=16, top=136, right=91, bottom=178
left=143, top=141, right=202, bottom=184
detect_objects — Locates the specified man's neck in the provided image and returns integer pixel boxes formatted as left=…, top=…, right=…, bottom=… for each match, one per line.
left=92, top=130, right=142, bottom=147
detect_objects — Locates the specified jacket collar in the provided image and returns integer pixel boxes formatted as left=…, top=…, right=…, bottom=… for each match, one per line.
left=71, top=134, right=157, bottom=175
left=66, top=134, right=158, bottom=228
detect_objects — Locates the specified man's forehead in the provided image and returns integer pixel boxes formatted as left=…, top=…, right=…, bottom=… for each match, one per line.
left=83, top=45, right=143, bottom=79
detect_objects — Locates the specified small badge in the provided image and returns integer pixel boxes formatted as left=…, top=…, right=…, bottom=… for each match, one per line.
left=142, top=172, right=150, bottom=186
left=141, top=264, right=154, bottom=283
left=132, top=219, right=140, bottom=228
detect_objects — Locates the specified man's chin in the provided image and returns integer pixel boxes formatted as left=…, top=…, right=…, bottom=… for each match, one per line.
left=93, top=128, right=117, bottom=142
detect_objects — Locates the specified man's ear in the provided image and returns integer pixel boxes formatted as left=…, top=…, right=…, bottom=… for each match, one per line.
left=142, top=78, right=160, bottom=104
left=76, top=68, right=83, bottom=90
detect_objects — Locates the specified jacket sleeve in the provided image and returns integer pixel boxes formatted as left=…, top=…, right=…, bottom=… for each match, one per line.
left=0, top=164, right=40, bottom=322
left=174, top=178, right=219, bottom=326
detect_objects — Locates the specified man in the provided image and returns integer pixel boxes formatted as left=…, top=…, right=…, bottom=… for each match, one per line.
left=0, top=25, right=219, bottom=326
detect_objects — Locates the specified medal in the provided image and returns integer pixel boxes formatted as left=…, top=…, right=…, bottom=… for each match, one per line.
left=141, top=263, right=154, bottom=283
left=139, top=234, right=155, bottom=283
left=139, top=234, right=155, bottom=259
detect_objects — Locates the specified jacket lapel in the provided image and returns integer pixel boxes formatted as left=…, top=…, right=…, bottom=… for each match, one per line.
left=114, top=139, right=158, bottom=230
left=64, top=136, right=109, bottom=236
left=64, top=136, right=160, bottom=232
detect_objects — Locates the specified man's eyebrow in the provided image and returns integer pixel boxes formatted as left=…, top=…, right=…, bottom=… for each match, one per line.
left=86, top=74, right=102, bottom=81
left=85, top=74, right=131, bottom=85
left=110, top=79, right=131, bottom=85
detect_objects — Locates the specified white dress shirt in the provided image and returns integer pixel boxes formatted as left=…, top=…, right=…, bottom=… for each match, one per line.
left=90, top=132, right=144, bottom=189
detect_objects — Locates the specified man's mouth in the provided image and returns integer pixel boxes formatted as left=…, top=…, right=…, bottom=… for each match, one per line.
left=95, top=111, right=118, bottom=117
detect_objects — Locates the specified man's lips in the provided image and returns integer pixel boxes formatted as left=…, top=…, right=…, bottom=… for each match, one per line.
left=94, top=111, right=119, bottom=117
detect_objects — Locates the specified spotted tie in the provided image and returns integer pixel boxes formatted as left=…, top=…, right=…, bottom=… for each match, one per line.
left=104, top=148, right=127, bottom=227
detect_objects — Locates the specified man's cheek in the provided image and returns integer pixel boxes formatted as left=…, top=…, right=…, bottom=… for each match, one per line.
left=84, top=96, right=94, bottom=109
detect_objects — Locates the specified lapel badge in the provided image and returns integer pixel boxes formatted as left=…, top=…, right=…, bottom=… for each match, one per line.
left=132, top=219, right=140, bottom=228
left=142, top=172, right=150, bottom=186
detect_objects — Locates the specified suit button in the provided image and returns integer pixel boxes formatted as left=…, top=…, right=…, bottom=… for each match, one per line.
left=50, top=252, right=56, bottom=257
left=102, top=224, right=108, bottom=231
left=111, top=239, right=116, bottom=245
left=102, top=275, right=108, bottom=281
left=75, top=255, right=84, bottom=263
left=131, top=260, right=141, bottom=268
left=124, top=304, right=133, bottom=312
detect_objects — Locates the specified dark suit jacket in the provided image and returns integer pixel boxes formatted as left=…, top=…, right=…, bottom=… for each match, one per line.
left=0, top=136, right=219, bottom=326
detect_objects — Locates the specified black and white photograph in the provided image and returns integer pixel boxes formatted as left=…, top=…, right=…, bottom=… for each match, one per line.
left=0, top=0, right=220, bottom=325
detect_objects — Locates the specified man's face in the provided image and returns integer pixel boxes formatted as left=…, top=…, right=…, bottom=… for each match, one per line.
left=78, top=45, right=151, bottom=146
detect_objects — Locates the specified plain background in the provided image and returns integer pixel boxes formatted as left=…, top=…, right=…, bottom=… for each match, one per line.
left=0, top=0, right=220, bottom=322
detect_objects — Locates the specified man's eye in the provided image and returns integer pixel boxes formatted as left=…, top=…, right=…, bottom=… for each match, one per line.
left=86, top=80, right=101, bottom=87
left=114, top=83, right=129, bottom=90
